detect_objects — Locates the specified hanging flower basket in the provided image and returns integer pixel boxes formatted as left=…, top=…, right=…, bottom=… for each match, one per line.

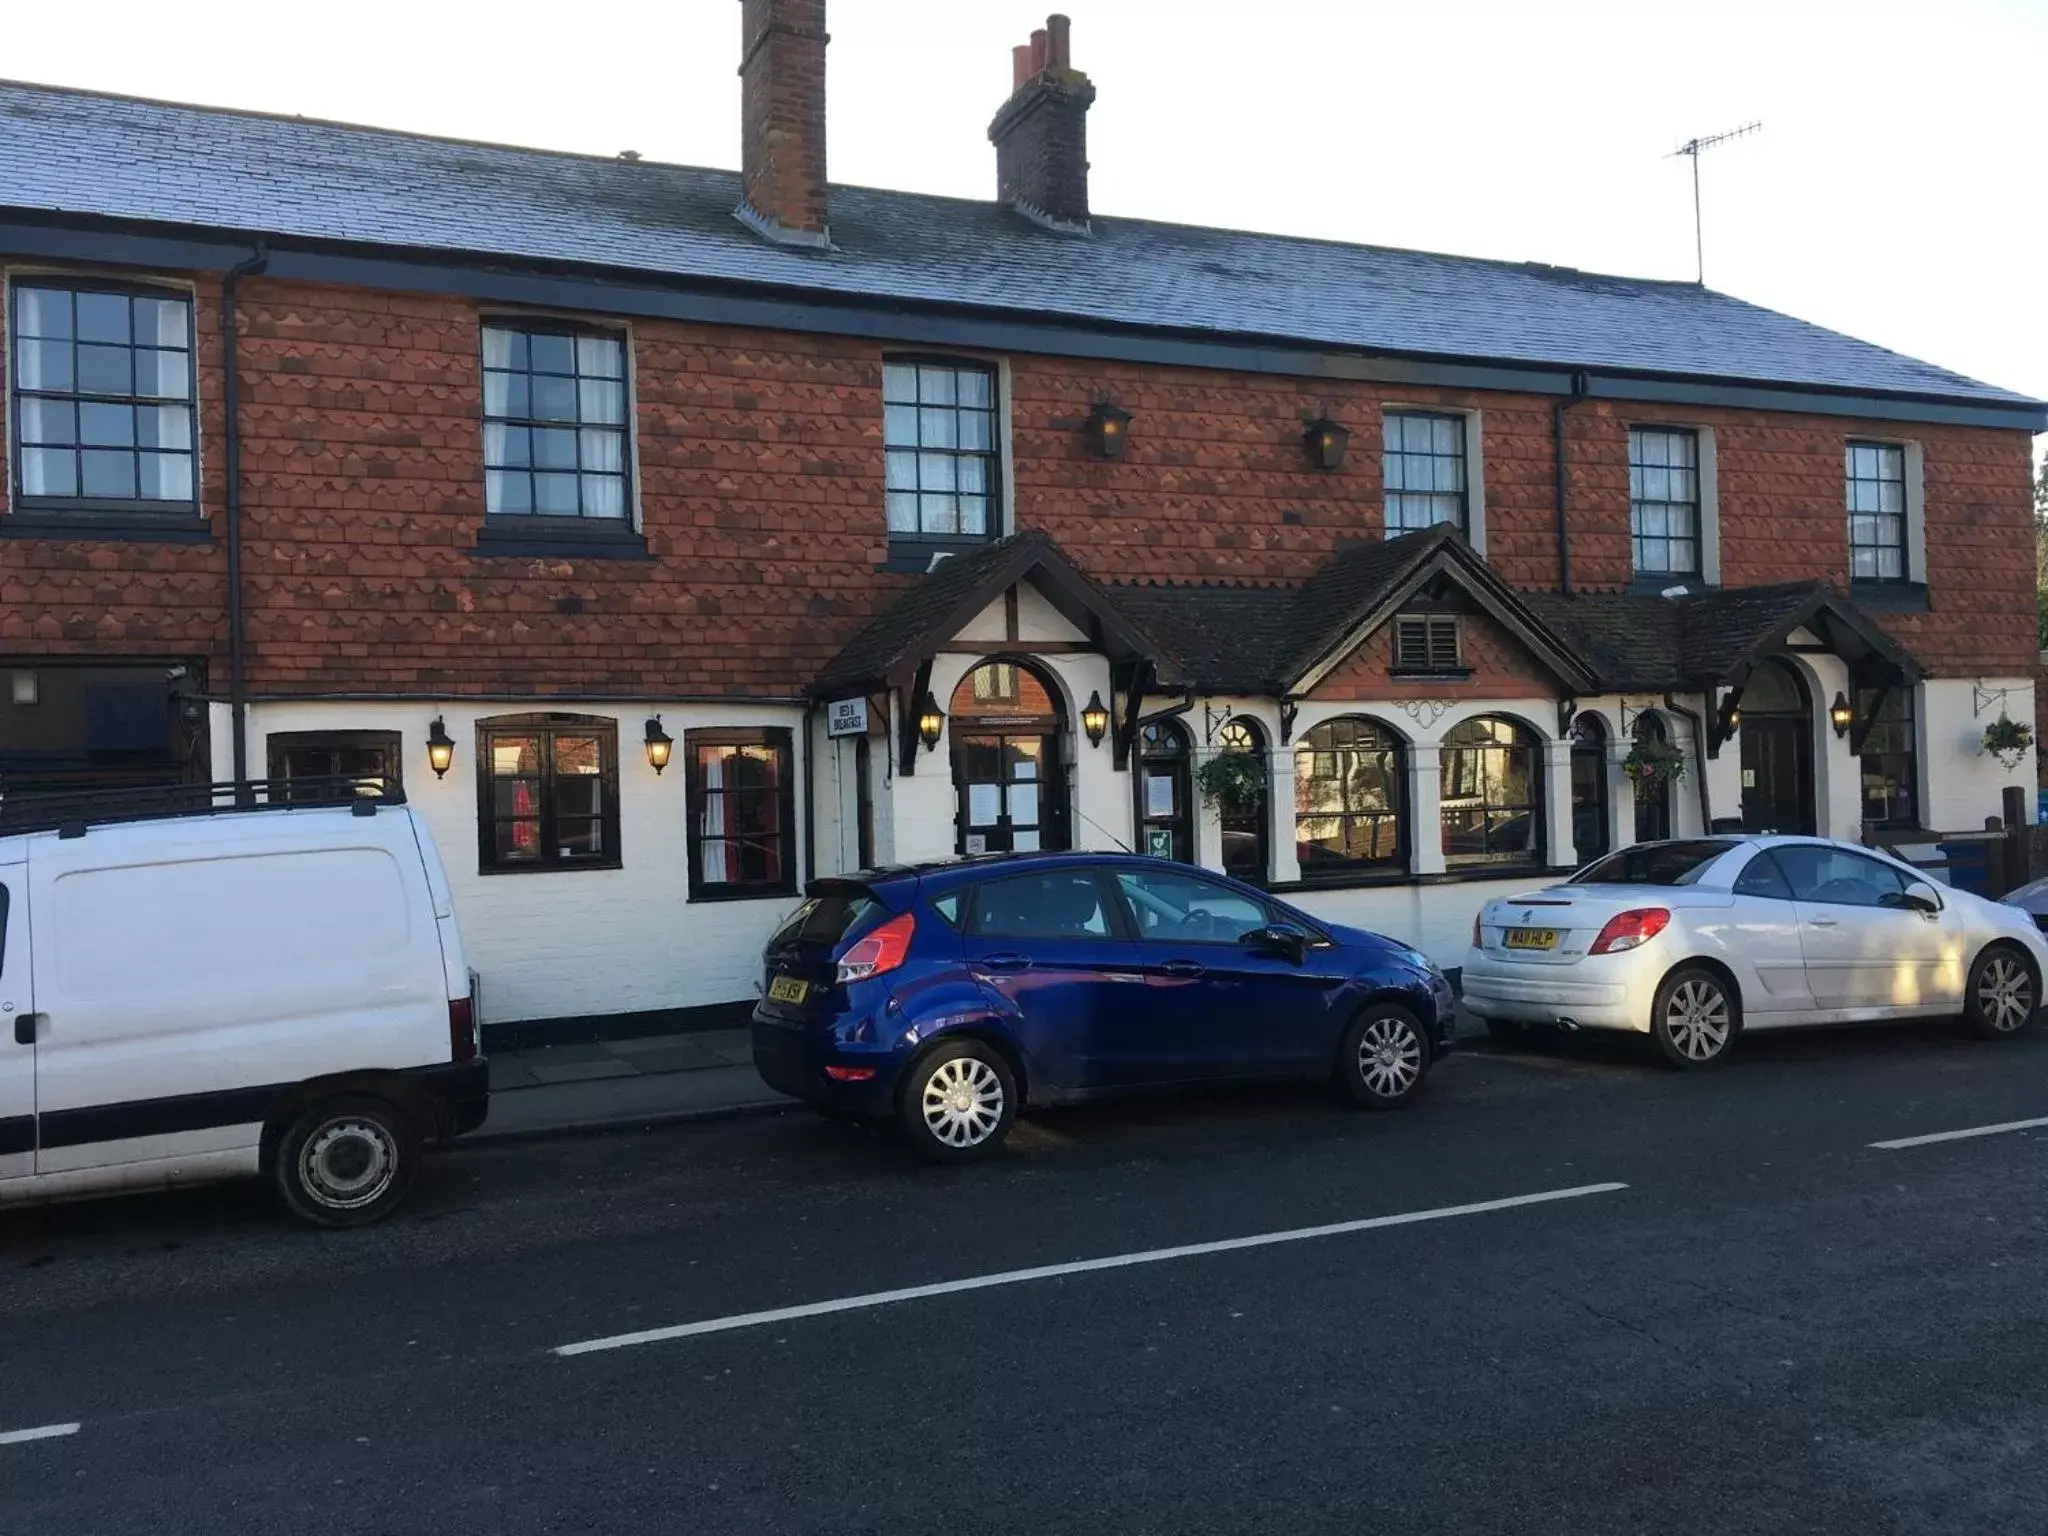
left=1194, top=751, right=1267, bottom=815
left=1982, top=715, right=2034, bottom=771
left=1623, top=734, right=1688, bottom=789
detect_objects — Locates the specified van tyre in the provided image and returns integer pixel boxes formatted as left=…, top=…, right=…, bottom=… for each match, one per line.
left=1651, top=967, right=1737, bottom=1069
left=900, top=1040, right=1017, bottom=1164
left=274, top=1096, right=421, bottom=1228
left=1339, top=1004, right=1431, bottom=1110
left=1965, top=943, right=2038, bottom=1039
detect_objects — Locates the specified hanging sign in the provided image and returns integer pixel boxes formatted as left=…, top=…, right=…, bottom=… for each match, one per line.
left=826, top=698, right=869, bottom=738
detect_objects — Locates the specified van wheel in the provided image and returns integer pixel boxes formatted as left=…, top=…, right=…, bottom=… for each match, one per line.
left=274, top=1096, right=421, bottom=1228
left=899, top=1041, right=1017, bottom=1164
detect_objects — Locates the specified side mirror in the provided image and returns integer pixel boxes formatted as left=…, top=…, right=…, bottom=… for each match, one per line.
left=1902, top=881, right=1942, bottom=916
left=1241, top=923, right=1308, bottom=964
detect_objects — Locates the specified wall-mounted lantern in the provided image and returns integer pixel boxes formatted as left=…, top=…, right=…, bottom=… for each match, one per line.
left=1828, top=693, right=1854, bottom=739
left=644, top=715, right=675, bottom=774
left=1081, top=690, right=1111, bottom=748
left=1085, top=400, right=1133, bottom=460
left=917, top=692, right=946, bottom=751
left=1303, top=417, right=1350, bottom=471
left=425, top=716, right=456, bottom=779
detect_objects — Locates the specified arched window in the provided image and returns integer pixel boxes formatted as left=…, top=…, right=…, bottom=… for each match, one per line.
left=1135, top=719, right=1193, bottom=863
left=1569, top=714, right=1610, bottom=866
left=1217, top=718, right=1270, bottom=886
left=1294, top=718, right=1405, bottom=880
left=1441, top=715, right=1542, bottom=868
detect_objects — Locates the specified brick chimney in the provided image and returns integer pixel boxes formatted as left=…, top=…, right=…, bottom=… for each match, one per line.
left=988, top=13, right=1096, bottom=234
left=736, top=0, right=831, bottom=248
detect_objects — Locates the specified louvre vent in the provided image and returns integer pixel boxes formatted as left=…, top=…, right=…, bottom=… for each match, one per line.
left=1394, top=615, right=1462, bottom=674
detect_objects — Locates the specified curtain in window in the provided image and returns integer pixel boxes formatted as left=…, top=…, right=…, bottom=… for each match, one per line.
left=699, top=752, right=731, bottom=884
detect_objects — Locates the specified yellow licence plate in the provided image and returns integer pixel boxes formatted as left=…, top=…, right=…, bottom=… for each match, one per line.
left=1505, top=927, right=1559, bottom=951
left=767, top=974, right=810, bottom=1005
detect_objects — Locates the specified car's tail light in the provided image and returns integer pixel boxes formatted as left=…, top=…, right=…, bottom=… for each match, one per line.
left=836, top=912, right=915, bottom=985
left=448, top=994, right=478, bottom=1062
left=1590, top=908, right=1671, bottom=955
left=1472, top=912, right=1484, bottom=948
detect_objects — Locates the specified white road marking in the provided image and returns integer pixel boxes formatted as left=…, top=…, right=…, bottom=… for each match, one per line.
left=1870, top=1115, right=2048, bottom=1150
left=0, top=1423, right=79, bottom=1447
left=555, top=1181, right=1629, bottom=1357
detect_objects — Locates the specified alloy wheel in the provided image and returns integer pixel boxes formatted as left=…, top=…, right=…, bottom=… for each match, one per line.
left=1976, top=953, right=2034, bottom=1034
left=297, top=1117, right=400, bottom=1212
left=921, top=1056, right=1006, bottom=1148
left=1665, top=979, right=1731, bottom=1062
left=1356, top=1014, right=1423, bottom=1098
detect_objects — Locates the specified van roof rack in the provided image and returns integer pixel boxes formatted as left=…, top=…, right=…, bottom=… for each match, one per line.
left=0, top=777, right=407, bottom=838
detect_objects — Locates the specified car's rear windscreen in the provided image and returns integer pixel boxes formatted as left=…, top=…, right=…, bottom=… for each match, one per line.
left=769, top=890, right=880, bottom=950
left=1571, top=841, right=1735, bottom=887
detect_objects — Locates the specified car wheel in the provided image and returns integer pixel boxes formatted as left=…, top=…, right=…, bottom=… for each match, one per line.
left=1339, top=1004, right=1431, bottom=1110
left=899, top=1040, right=1017, bottom=1164
left=273, top=1095, right=421, bottom=1228
left=1650, top=967, right=1737, bottom=1069
left=1965, top=943, right=2038, bottom=1039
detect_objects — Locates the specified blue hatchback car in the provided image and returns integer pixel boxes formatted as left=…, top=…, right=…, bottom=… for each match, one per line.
left=751, top=852, right=1457, bottom=1162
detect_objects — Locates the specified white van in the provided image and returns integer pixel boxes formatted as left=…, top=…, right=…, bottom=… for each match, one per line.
left=0, top=782, right=485, bottom=1227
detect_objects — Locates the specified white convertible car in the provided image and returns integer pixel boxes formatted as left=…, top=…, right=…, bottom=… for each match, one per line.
left=1462, top=836, right=2048, bottom=1067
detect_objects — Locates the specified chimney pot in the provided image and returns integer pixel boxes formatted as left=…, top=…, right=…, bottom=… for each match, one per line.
left=1029, top=28, right=1048, bottom=75
left=1046, top=14, right=1070, bottom=70
left=736, top=0, right=831, bottom=248
left=1012, top=43, right=1032, bottom=91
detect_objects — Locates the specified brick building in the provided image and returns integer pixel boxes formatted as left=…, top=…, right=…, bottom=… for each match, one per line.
left=1, top=5, right=2041, bottom=1040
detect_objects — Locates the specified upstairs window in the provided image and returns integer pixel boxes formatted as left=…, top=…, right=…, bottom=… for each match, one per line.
left=481, top=323, right=630, bottom=522
left=10, top=282, right=196, bottom=514
left=1382, top=411, right=1467, bottom=535
left=1629, top=428, right=1700, bottom=579
left=884, top=359, right=998, bottom=547
left=1392, top=615, right=1463, bottom=675
left=1846, top=442, right=1906, bottom=584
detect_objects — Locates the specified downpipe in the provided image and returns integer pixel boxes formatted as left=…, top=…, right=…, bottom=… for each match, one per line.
left=1552, top=371, right=1591, bottom=596
left=222, top=242, right=269, bottom=798
left=1663, top=692, right=1715, bottom=831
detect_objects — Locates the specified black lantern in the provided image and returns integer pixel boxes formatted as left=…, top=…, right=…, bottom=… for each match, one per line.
left=1086, top=400, right=1133, bottom=460
left=917, top=692, right=946, bottom=751
left=1081, top=689, right=1110, bottom=748
left=644, top=715, right=674, bottom=773
left=1303, top=417, right=1350, bottom=471
left=425, top=716, right=456, bottom=779
left=1829, top=692, right=1853, bottom=739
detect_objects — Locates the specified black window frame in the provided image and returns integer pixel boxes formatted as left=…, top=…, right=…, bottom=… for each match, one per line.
left=1569, top=714, right=1610, bottom=865
left=685, top=727, right=798, bottom=901
left=1293, top=716, right=1408, bottom=882
left=476, top=714, right=622, bottom=875
left=477, top=317, right=635, bottom=537
left=882, top=354, right=1001, bottom=563
left=1381, top=410, right=1468, bottom=536
left=1392, top=614, right=1466, bottom=677
left=8, top=277, right=201, bottom=527
left=1845, top=440, right=1909, bottom=586
left=1439, top=715, right=1545, bottom=869
left=1856, top=686, right=1919, bottom=831
left=1628, top=426, right=1702, bottom=580
left=265, top=729, right=404, bottom=801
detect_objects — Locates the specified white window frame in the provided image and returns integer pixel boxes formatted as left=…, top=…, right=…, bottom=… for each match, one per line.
left=1625, top=423, right=1720, bottom=588
left=1843, top=437, right=1925, bottom=587
left=1380, top=404, right=1485, bottom=555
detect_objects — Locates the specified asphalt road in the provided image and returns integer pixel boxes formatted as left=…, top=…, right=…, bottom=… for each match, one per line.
left=5, top=1021, right=2048, bottom=1535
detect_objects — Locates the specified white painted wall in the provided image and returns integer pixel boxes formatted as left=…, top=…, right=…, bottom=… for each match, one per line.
left=1290, top=873, right=1553, bottom=965
left=214, top=699, right=807, bottom=1025
left=1920, top=676, right=2036, bottom=830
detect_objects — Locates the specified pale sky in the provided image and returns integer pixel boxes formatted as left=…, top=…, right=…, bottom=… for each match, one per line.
left=9, top=0, right=2044, bottom=442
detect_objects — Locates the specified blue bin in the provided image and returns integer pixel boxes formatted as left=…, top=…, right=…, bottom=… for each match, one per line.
left=1936, top=840, right=1991, bottom=896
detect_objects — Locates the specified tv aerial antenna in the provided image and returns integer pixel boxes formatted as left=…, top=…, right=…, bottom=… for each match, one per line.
left=1669, top=121, right=1761, bottom=284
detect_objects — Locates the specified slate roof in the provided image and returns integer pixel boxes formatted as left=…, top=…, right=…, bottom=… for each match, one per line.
left=1107, top=584, right=1300, bottom=694
left=0, top=80, right=2036, bottom=411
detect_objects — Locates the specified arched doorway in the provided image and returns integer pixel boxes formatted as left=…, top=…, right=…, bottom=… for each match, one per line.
left=1570, top=714, right=1610, bottom=865
left=949, top=658, right=1070, bottom=855
left=1134, top=719, right=1193, bottom=862
left=1739, top=658, right=1815, bottom=835
left=1217, top=717, right=1270, bottom=885
left=1632, top=713, right=1672, bottom=843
